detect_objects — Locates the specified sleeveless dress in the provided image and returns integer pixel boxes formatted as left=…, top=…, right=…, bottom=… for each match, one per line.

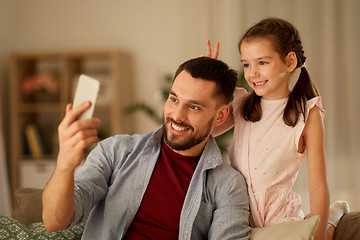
left=228, top=88, right=325, bottom=227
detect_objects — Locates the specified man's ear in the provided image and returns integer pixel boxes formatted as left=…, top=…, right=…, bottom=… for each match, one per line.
left=286, top=51, right=298, bottom=72
left=214, top=105, right=230, bottom=127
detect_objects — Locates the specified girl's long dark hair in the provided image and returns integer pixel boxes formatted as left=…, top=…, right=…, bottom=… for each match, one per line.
left=239, top=18, right=319, bottom=127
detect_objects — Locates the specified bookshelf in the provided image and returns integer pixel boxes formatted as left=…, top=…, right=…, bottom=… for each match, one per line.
left=9, top=50, right=134, bottom=200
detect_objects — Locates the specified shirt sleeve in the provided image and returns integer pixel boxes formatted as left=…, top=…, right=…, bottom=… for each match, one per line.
left=67, top=142, right=113, bottom=228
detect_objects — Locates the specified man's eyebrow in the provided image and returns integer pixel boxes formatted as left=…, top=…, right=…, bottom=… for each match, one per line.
left=169, top=90, right=207, bottom=107
left=188, top=99, right=207, bottom=107
left=169, top=90, right=177, bottom=96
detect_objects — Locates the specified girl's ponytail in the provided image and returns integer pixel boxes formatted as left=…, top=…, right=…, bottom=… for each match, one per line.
left=242, top=91, right=262, bottom=122
left=284, top=67, right=319, bottom=126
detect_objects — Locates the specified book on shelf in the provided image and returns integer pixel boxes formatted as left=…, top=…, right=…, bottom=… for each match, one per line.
left=23, top=124, right=44, bottom=159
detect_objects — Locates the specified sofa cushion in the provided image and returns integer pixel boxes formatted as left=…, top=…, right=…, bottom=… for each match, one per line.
left=0, top=214, right=85, bottom=240
left=12, top=188, right=43, bottom=225
left=250, top=215, right=320, bottom=240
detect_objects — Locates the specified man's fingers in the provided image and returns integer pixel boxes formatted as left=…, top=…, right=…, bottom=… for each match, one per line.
left=65, top=103, right=73, bottom=113
left=58, top=128, right=99, bottom=164
left=63, top=102, right=91, bottom=126
left=61, top=118, right=100, bottom=140
left=68, top=128, right=99, bottom=148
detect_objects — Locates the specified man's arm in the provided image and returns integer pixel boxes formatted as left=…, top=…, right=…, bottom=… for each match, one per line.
left=209, top=172, right=251, bottom=240
left=42, top=102, right=100, bottom=232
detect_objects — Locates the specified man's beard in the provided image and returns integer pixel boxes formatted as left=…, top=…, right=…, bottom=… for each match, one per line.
left=162, top=116, right=213, bottom=151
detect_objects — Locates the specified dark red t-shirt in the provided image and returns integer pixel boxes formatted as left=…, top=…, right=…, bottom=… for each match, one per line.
left=124, top=139, right=199, bottom=239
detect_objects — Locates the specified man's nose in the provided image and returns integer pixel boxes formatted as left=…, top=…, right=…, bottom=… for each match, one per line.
left=172, top=105, right=187, bottom=121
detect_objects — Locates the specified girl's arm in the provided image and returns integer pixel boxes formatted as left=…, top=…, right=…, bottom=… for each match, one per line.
left=302, top=107, right=329, bottom=240
left=205, top=39, right=236, bottom=136
left=211, top=103, right=235, bottom=137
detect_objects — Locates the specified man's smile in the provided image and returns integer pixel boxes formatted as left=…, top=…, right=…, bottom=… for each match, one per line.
left=170, top=121, right=192, bottom=135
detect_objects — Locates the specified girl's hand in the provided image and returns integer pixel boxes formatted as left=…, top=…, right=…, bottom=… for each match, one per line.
left=57, top=102, right=101, bottom=171
left=205, top=39, right=220, bottom=59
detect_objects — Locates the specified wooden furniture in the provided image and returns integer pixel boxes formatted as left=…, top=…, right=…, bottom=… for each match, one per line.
left=9, top=50, right=133, bottom=200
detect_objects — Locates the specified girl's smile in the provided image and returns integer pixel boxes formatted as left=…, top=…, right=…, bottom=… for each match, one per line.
left=253, top=80, right=267, bottom=86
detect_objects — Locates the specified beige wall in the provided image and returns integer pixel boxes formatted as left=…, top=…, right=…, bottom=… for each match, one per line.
left=1, top=0, right=221, bottom=133
left=1, top=0, right=359, bottom=213
left=0, top=0, right=252, bottom=132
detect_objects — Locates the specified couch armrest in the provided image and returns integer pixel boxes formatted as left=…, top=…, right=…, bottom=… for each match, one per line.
left=334, top=211, right=360, bottom=240
left=12, top=188, right=43, bottom=225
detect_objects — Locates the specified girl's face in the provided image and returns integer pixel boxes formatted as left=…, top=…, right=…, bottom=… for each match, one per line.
left=240, top=38, right=295, bottom=100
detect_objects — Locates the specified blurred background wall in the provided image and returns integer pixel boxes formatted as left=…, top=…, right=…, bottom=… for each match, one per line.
left=0, top=0, right=359, bottom=214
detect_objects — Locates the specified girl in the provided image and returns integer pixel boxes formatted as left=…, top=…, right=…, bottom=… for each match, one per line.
left=208, top=18, right=347, bottom=240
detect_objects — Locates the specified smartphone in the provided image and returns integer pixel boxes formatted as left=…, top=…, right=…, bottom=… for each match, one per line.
left=73, top=74, right=100, bottom=120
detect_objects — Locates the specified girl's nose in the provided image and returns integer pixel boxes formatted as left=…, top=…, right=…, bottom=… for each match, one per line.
left=249, top=66, right=259, bottom=78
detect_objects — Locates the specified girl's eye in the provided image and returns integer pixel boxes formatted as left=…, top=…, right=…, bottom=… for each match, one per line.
left=243, top=63, right=250, bottom=68
left=260, top=61, right=268, bottom=65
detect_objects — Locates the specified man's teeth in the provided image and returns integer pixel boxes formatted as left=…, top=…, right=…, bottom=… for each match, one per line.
left=254, top=81, right=267, bottom=86
left=172, top=123, right=186, bottom=131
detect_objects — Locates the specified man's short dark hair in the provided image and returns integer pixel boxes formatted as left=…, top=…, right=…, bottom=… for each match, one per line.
left=173, top=57, right=238, bottom=104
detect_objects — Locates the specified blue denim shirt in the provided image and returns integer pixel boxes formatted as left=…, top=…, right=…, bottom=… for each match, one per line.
left=70, top=127, right=250, bottom=239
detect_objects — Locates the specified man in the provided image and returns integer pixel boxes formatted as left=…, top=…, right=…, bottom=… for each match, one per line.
left=42, top=57, right=250, bottom=239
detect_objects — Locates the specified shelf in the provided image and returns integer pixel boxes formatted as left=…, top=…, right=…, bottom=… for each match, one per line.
left=9, top=49, right=134, bottom=205
left=18, top=103, right=63, bottom=112
left=20, top=155, right=57, bottom=161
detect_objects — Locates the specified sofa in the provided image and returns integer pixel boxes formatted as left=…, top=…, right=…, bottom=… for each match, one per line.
left=1, top=188, right=359, bottom=240
left=0, top=188, right=84, bottom=239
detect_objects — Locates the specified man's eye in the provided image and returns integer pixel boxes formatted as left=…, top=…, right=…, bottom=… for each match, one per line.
left=260, top=61, right=268, bottom=65
left=169, top=97, right=178, bottom=103
left=189, top=105, right=199, bottom=110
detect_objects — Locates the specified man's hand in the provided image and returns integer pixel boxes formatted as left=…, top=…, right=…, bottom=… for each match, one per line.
left=57, top=102, right=101, bottom=171
left=43, top=101, right=100, bottom=232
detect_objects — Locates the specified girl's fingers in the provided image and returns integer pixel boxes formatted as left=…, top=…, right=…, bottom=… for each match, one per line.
left=213, top=41, right=220, bottom=59
left=206, top=39, right=212, bottom=57
left=205, top=39, right=220, bottom=59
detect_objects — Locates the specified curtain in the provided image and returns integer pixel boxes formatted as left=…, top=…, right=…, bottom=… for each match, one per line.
left=0, top=94, right=12, bottom=215
left=206, top=0, right=360, bottom=212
